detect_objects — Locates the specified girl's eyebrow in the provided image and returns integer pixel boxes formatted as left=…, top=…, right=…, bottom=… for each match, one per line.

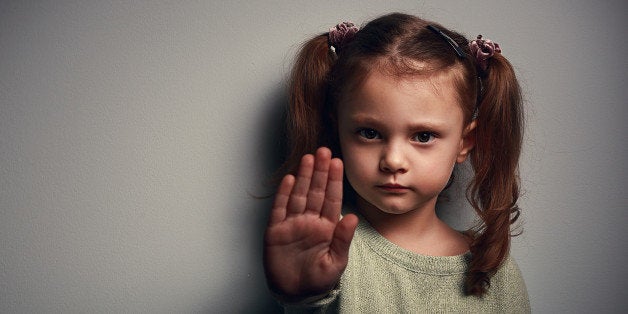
left=350, top=114, right=448, bottom=130
left=349, top=115, right=383, bottom=126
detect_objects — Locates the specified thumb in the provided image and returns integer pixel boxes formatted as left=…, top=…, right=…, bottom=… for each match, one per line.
left=329, top=214, right=359, bottom=262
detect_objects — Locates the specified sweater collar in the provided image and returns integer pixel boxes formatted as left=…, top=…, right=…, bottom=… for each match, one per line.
left=356, top=218, right=471, bottom=275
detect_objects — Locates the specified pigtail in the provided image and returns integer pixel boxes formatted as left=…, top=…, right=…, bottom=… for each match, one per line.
left=465, top=53, right=523, bottom=296
left=280, top=35, right=335, bottom=176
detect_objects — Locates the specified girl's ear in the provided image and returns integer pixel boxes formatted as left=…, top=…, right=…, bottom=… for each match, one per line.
left=456, top=120, right=477, bottom=163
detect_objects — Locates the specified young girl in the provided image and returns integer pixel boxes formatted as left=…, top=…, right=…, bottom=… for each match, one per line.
left=264, top=13, right=529, bottom=312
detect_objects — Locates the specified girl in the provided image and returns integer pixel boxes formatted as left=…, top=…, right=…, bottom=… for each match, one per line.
left=264, top=13, right=529, bottom=312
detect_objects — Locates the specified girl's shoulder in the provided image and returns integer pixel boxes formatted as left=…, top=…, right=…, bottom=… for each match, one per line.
left=491, top=254, right=530, bottom=311
left=496, top=254, right=526, bottom=283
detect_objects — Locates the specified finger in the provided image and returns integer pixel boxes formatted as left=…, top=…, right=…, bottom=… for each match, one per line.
left=304, top=147, right=332, bottom=215
left=330, top=214, right=358, bottom=263
left=268, top=174, right=295, bottom=226
left=286, top=154, right=314, bottom=215
left=320, top=158, right=343, bottom=221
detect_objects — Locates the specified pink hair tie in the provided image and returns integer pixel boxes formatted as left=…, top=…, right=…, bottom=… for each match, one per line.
left=328, top=22, right=359, bottom=56
left=468, top=35, right=501, bottom=74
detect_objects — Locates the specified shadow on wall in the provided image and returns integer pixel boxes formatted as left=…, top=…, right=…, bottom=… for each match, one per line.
left=225, top=88, right=287, bottom=313
left=252, top=88, right=289, bottom=312
left=194, top=87, right=287, bottom=312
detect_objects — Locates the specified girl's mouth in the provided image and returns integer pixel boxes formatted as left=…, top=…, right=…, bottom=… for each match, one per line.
left=376, top=184, right=411, bottom=193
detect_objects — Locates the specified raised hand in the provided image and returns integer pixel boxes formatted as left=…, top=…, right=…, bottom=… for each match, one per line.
left=263, top=147, right=359, bottom=302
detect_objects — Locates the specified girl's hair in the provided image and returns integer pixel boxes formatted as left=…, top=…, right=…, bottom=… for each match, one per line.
left=281, top=13, right=523, bottom=297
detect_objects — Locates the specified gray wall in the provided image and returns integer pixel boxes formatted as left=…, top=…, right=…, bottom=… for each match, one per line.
left=1, top=1, right=626, bottom=312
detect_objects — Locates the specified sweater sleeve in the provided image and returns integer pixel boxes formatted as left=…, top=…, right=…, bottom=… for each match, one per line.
left=281, top=288, right=340, bottom=314
left=497, top=256, right=531, bottom=313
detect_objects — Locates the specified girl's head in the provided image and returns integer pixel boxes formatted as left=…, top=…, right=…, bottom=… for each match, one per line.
left=283, top=13, right=523, bottom=296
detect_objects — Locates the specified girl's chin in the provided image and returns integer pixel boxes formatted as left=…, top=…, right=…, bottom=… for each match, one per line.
left=358, top=199, right=417, bottom=216
left=355, top=195, right=436, bottom=217
left=375, top=207, right=416, bottom=215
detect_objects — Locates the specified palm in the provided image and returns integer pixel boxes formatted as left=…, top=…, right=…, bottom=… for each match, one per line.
left=263, top=148, right=358, bottom=302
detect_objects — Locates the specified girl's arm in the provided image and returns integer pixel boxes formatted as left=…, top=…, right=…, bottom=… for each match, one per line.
left=263, top=147, right=358, bottom=303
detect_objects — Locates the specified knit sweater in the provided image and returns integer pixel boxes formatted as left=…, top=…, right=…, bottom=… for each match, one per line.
left=284, top=219, right=530, bottom=313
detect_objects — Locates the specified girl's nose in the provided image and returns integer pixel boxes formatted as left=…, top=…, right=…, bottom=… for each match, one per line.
left=379, top=142, right=409, bottom=174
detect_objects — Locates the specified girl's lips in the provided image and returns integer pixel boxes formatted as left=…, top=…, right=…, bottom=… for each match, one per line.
left=376, top=184, right=410, bottom=193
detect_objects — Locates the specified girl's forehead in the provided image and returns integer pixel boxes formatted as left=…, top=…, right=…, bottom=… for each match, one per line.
left=338, top=68, right=465, bottom=125
left=340, top=59, right=464, bottom=95
left=349, top=67, right=462, bottom=103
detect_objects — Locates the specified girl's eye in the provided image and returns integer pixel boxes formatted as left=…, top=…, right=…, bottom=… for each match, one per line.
left=412, top=132, right=435, bottom=143
left=358, top=128, right=381, bottom=140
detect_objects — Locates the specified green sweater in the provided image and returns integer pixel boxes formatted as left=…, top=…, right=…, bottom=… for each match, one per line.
left=285, top=219, right=530, bottom=313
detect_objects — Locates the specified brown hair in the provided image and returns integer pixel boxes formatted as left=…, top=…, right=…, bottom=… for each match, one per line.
left=280, top=12, right=523, bottom=296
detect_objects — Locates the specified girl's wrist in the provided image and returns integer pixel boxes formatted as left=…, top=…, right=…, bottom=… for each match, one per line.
left=270, top=283, right=340, bottom=305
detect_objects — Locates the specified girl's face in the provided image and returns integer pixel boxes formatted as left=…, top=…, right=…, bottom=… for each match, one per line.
left=337, top=69, right=475, bottom=216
